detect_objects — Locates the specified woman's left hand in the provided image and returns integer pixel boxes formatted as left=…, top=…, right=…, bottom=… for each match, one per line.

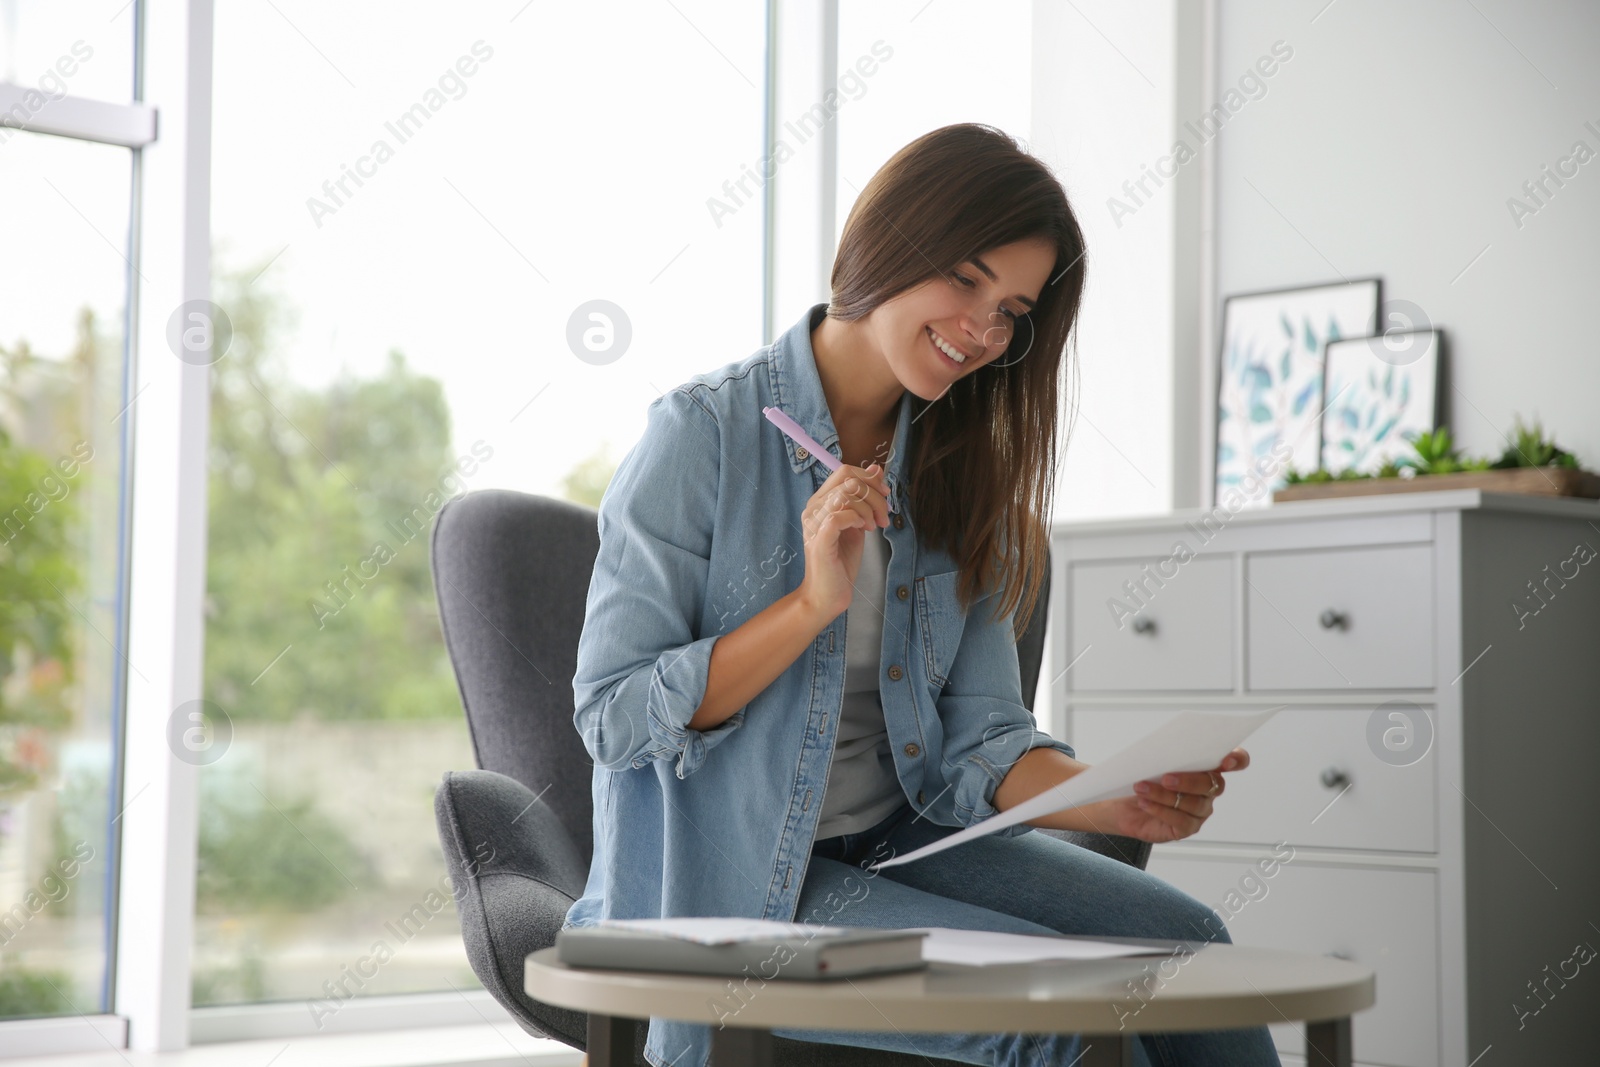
left=1101, top=747, right=1251, bottom=844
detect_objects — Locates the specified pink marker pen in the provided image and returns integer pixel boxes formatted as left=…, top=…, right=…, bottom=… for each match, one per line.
left=763, top=405, right=895, bottom=515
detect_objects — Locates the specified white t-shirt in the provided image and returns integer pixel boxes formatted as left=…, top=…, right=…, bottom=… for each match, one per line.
left=815, top=528, right=907, bottom=839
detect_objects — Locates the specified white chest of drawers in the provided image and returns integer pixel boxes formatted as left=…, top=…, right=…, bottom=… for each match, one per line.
left=1049, top=490, right=1600, bottom=1066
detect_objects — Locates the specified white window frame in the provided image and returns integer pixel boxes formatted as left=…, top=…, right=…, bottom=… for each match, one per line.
left=0, top=84, right=155, bottom=146
left=766, top=0, right=839, bottom=339
left=0, top=5, right=155, bottom=1060
left=113, top=0, right=211, bottom=1052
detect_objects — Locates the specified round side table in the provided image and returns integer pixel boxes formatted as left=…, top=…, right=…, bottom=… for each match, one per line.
left=526, top=941, right=1375, bottom=1066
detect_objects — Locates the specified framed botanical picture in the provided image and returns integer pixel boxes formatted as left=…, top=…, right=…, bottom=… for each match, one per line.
left=1319, top=328, right=1443, bottom=474
left=1214, top=277, right=1381, bottom=508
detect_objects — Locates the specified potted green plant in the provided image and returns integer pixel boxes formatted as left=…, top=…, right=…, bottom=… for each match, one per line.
left=1394, top=429, right=1492, bottom=476
left=1273, top=418, right=1599, bottom=502
left=1489, top=416, right=1580, bottom=471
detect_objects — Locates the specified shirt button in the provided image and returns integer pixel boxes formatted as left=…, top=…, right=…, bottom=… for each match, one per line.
left=896, top=585, right=909, bottom=600
left=904, top=743, right=920, bottom=757
left=796, top=446, right=809, bottom=460
left=887, top=665, right=903, bottom=681
left=892, top=514, right=904, bottom=529
left=917, top=789, right=926, bottom=804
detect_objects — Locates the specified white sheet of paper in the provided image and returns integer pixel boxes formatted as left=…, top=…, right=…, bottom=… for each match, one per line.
left=909, top=927, right=1170, bottom=965
left=596, top=918, right=850, bottom=945
left=872, top=708, right=1280, bottom=869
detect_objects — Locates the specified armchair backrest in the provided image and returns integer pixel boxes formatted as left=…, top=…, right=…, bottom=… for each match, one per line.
left=432, top=490, right=601, bottom=862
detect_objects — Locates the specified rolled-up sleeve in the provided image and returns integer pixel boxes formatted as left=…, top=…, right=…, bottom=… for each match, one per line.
left=938, top=578, right=1076, bottom=837
left=571, top=388, right=744, bottom=780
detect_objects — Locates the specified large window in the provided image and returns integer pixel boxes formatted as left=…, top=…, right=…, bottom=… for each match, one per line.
left=0, top=0, right=135, bottom=1024
left=4, top=0, right=1184, bottom=1051
left=197, top=0, right=766, bottom=1008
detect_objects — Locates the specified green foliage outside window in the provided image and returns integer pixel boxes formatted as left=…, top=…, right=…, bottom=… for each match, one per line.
left=5, top=256, right=623, bottom=1012
left=204, top=267, right=463, bottom=725
left=0, top=427, right=78, bottom=798
left=0, top=328, right=95, bottom=803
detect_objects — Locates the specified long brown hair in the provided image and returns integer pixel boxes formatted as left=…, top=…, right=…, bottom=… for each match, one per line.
left=827, top=123, right=1086, bottom=641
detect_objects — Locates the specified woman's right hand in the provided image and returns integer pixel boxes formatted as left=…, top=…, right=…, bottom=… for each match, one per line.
left=797, top=461, right=891, bottom=620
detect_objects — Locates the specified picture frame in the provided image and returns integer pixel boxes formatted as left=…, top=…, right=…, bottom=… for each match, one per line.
left=1319, top=328, right=1444, bottom=475
left=1213, top=277, right=1382, bottom=508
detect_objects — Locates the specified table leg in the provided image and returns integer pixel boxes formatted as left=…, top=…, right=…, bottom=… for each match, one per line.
left=587, top=1012, right=634, bottom=1067
left=1077, top=1034, right=1136, bottom=1066
left=1306, top=1016, right=1353, bottom=1067
left=711, top=1026, right=774, bottom=1066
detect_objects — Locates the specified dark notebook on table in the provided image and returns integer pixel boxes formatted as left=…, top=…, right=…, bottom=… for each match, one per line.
left=557, top=918, right=928, bottom=980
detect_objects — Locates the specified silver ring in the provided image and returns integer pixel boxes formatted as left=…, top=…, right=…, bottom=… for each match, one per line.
left=1172, top=792, right=1182, bottom=811
left=1207, top=772, right=1220, bottom=796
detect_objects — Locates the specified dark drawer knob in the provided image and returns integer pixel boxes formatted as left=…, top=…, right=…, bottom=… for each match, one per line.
left=1131, top=616, right=1156, bottom=635
left=1319, top=609, right=1349, bottom=630
left=1320, top=767, right=1351, bottom=790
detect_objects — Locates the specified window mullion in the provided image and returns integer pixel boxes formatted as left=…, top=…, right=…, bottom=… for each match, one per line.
left=115, top=0, right=214, bottom=1051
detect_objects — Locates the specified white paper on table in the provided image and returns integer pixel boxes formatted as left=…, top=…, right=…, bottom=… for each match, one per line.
left=595, top=918, right=850, bottom=945
left=871, top=708, right=1280, bottom=870
left=909, top=927, right=1171, bottom=965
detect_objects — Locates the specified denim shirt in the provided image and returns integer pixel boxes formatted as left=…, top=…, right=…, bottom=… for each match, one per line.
left=563, top=302, right=1076, bottom=1067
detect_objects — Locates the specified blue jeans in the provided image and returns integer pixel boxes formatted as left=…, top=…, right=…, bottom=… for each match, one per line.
left=771, top=802, right=1282, bottom=1067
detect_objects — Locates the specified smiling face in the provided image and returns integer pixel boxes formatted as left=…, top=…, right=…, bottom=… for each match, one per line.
left=864, top=236, right=1057, bottom=400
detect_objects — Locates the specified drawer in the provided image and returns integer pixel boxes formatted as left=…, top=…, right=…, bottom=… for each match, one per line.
left=1246, top=544, right=1433, bottom=690
left=1072, top=706, right=1436, bottom=853
left=1067, top=556, right=1234, bottom=691
left=1147, top=853, right=1439, bottom=1067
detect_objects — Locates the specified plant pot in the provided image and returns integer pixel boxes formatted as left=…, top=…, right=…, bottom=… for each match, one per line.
left=1272, top=466, right=1600, bottom=503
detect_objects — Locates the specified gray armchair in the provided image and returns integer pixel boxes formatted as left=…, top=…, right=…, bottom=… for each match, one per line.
left=430, top=490, right=1150, bottom=1065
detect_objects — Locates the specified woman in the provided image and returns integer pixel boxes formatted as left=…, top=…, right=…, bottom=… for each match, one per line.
left=565, top=123, right=1279, bottom=1067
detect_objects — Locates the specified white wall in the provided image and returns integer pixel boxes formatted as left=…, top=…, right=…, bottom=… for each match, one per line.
left=1031, top=0, right=1184, bottom=521
left=1214, top=0, right=1600, bottom=474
